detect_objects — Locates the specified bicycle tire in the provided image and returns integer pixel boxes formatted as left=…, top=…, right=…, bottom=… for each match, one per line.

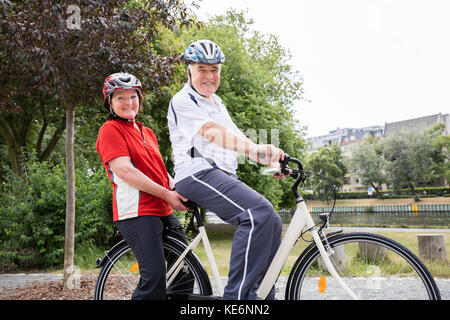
left=94, top=236, right=212, bottom=300
left=286, top=232, right=441, bottom=300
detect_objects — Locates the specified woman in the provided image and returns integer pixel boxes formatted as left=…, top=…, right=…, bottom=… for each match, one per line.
left=96, top=72, right=188, bottom=300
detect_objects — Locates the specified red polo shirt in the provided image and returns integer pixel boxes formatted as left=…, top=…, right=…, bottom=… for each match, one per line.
left=96, top=119, right=172, bottom=221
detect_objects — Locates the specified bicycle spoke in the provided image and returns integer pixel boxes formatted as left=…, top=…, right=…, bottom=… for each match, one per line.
left=288, top=233, right=440, bottom=300
left=110, top=257, right=137, bottom=292
left=95, top=239, right=211, bottom=300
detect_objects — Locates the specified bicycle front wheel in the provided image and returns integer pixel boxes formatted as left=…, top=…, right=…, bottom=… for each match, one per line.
left=94, top=237, right=212, bottom=300
left=286, top=232, right=441, bottom=300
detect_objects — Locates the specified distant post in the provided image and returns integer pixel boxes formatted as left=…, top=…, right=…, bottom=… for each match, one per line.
left=417, top=234, right=447, bottom=262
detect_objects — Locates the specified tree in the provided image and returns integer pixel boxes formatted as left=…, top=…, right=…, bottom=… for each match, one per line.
left=381, top=130, right=438, bottom=201
left=425, top=123, right=450, bottom=185
left=0, top=94, right=67, bottom=176
left=1, top=0, right=198, bottom=287
left=306, top=144, right=347, bottom=202
left=347, top=136, right=387, bottom=198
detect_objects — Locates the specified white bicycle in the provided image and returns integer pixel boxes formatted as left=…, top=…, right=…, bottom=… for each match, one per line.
left=94, top=155, right=441, bottom=300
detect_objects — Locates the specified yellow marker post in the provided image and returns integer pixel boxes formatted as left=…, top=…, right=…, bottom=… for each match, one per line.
left=318, top=276, right=327, bottom=293
left=130, top=263, right=139, bottom=273
left=411, top=205, right=419, bottom=217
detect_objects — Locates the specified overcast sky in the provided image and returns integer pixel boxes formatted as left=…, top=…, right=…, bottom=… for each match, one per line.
left=194, top=0, right=450, bottom=138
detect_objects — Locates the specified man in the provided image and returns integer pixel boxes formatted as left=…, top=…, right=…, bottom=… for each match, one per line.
left=167, top=40, right=286, bottom=299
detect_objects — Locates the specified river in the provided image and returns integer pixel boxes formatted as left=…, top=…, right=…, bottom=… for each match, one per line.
left=279, top=211, right=450, bottom=228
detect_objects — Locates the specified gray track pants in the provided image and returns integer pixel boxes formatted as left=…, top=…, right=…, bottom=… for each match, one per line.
left=175, top=168, right=282, bottom=300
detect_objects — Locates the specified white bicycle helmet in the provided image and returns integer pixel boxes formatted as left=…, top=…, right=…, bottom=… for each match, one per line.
left=184, top=40, right=225, bottom=65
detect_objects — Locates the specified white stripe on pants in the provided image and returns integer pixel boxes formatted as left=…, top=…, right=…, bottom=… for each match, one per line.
left=175, top=168, right=282, bottom=300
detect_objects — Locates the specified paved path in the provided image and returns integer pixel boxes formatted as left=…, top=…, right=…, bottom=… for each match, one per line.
left=0, top=273, right=63, bottom=290
left=210, top=276, right=450, bottom=300
left=1, top=273, right=448, bottom=300
left=1, top=227, right=448, bottom=300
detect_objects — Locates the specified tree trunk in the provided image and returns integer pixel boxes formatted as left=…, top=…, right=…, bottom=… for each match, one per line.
left=0, top=118, right=22, bottom=176
left=410, top=183, right=420, bottom=202
left=371, top=183, right=383, bottom=199
left=63, top=104, right=76, bottom=289
left=38, top=116, right=66, bottom=162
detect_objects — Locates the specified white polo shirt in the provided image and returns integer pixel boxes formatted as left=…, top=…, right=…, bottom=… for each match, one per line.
left=168, top=83, right=245, bottom=184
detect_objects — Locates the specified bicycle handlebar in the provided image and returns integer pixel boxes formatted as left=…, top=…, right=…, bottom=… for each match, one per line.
left=262, top=154, right=307, bottom=203
left=279, top=154, right=307, bottom=203
left=279, top=154, right=303, bottom=175
left=279, top=155, right=337, bottom=226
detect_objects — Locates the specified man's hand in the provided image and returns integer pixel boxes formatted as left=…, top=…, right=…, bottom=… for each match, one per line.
left=253, top=144, right=285, bottom=167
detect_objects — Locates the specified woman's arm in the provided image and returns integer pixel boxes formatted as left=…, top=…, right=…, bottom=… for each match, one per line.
left=108, top=156, right=188, bottom=211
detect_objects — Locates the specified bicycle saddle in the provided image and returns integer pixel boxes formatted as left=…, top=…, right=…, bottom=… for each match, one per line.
left=181, top=199, right=199, bottom=210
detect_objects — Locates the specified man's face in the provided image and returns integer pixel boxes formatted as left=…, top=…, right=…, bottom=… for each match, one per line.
left=188, top=63, right=221, bottom=97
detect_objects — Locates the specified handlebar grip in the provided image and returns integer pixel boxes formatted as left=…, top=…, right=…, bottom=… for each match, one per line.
left=279, top=154, right=291, bottom=174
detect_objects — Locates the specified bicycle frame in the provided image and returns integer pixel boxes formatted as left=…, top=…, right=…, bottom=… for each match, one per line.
left=256, top=200, right=358, bottom=300
left=166, top=222, right=225, bottom=297
left=98, top=157, right=438, bottom=300
left=167, top=156, right=360, bottom=300
left=166, top=198, right=358, bottom=300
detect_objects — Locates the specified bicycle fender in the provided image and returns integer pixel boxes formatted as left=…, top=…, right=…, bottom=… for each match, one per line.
left=285, top=230, right=343, bottom=295
left=95, top=239, right=128, bottom=268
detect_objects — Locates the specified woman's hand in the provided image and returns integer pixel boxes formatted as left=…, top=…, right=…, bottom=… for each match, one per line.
left=252, top=145, right=290, bottom=179
left=164, top=190, right=189, bottom=211
left=109, top=156, right=189, bottom=210
left=168, top=174, right=175, bottom=190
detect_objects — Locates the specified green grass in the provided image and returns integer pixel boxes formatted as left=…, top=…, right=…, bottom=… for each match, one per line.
left=73, top=243, right=104, bottom=274
left=74, top=225, right=449, bottom=278
left=193, top=225, right=450, bottom=278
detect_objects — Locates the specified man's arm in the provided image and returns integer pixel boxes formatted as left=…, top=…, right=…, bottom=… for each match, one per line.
left=199, top=121, right=284, bottom=166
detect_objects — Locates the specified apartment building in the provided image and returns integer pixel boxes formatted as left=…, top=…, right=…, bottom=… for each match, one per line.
left=306, top=113, right=449, bottom=192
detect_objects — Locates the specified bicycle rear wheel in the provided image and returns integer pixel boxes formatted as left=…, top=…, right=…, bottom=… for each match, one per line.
left=94, top=236, right=212, bottom=300
left=286, top=232, right=441, bottom=300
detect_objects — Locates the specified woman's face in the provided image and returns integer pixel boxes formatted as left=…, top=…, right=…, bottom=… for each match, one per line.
left=110, top=89, right=139, bottom=119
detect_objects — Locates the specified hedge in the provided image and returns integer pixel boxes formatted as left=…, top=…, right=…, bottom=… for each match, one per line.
left=0, top=158, right=118, bottom=271
left=337, top=187, right=450, bottom=200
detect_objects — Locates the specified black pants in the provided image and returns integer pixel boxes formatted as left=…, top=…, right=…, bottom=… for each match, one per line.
left=115, top=214, right=186, bottom=300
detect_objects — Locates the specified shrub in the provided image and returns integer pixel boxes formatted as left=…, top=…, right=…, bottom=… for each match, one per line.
left=336, top=187, right=450, bottom=200
left=0, top=161, right=66, bottom=270
left=0, top=158, right=117, bottom=271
